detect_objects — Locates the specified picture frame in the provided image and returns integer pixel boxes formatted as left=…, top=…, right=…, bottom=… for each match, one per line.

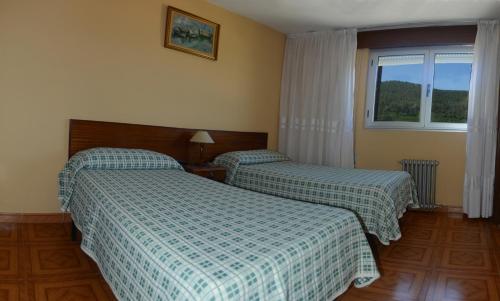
left=164, top=6, right=220, bottom=60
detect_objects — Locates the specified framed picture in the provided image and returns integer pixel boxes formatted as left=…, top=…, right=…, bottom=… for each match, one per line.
left=164, top=6, right=220, bottom=60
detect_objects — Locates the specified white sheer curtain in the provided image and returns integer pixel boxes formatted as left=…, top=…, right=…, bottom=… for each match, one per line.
left=463, top=20, right=500, bottom=218
left=278, top=29, right=357, bottom=167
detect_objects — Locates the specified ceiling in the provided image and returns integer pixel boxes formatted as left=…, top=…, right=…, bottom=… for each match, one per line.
left=208, top=0, right=500, bottom=34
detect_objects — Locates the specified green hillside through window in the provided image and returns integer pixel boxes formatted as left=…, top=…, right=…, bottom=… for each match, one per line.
left=375, top=80, right=468, bottom=123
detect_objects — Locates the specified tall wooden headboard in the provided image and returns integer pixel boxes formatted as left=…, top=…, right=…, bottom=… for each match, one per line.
left=68, top=119, right=268, bottom=162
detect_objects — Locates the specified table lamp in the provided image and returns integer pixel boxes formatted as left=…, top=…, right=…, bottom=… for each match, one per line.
left=190, top=130, right=214, bottom=164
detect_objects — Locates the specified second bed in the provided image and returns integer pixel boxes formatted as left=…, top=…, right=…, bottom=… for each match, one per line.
left=214, top=150, right=418, bottom=245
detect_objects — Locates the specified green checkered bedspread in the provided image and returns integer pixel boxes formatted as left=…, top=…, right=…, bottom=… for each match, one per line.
left=69, top=169, right=379, bottom=300
left=219, top=161, right=417, bottom=245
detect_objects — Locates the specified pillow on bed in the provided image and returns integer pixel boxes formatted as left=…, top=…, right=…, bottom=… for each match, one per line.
left=58, top=148, right=183, bottom=211
left=213, top=149, right=289, bottom=184
left=64, top=147, right=183, bottom=170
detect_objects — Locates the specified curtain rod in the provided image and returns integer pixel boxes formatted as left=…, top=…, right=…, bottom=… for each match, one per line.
left=289, top=20, right=480, bottom=36
left=357, top=20, right=477, bottom=32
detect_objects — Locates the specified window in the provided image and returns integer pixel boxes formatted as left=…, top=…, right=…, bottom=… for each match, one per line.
left=365, top=46, right=473, bottom=131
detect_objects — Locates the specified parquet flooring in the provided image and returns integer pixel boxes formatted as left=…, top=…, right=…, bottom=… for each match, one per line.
left=339, top=211, right=500, bottom=301
left=1, top=211, right=498, bottom=300
left=0, top=223, right=116, bottom=301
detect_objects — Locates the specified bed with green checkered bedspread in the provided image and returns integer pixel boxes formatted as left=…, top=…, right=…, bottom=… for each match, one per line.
left=214, top=151, right=418, bottom=245
left=66, top=168, right=379, bottom=300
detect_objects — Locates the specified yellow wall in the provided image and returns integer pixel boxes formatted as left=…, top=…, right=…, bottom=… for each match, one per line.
left=0, top=0, right=285, bottom=213
left=354, top=49, right=466, bottom=207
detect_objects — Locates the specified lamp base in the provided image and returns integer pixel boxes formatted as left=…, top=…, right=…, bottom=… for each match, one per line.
left=199, top=143, right=204, bottom=165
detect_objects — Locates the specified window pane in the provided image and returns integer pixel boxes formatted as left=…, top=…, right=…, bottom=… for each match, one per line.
left=431, top=53, right=472, bottom=123
left=374, top=54, right=424, bottom=122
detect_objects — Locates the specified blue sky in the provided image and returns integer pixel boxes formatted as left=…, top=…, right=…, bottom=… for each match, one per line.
left=381, top=63, right=472, bottom=91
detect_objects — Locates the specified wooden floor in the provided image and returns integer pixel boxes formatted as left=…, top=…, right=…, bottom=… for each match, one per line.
left=0, top=222, right=116, bottom=301
left=1, top=211, right=499, bottom=300
left=340, top=211, right=500, bottom=301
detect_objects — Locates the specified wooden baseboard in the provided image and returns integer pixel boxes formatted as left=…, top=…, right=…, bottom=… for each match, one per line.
left=0, top=213, right=72, bottom=223
left=0, top=205, right=463, bottom=223
left=409, top=205, right=463, bottom=214
left=443, top=206, right=463, bottom=214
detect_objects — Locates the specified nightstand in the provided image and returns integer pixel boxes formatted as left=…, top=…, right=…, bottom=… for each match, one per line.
left=182, top=164, right=226, bottom=183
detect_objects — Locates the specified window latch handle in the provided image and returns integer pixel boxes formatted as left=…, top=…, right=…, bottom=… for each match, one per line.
left=426, top=84, right=431, bottom=98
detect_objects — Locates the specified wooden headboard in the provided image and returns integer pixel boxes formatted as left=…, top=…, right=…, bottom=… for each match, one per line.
left=68, top=119, right=268, bottom=162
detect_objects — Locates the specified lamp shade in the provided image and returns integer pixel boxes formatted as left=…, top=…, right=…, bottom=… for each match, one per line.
left=190, top=131, right=214, bottom=144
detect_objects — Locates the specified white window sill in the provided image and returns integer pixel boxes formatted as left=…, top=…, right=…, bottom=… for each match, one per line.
left=364, top=125, right=467, bottom=133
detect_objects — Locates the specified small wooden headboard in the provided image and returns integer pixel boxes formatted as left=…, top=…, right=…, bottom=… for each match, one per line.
left=68, top=119, right=268, bottom=162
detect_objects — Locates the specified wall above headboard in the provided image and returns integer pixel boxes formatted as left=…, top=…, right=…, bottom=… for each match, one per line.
left=68, top=119, right=268, bottom=163
left=0, top=0, right=283, bottom=213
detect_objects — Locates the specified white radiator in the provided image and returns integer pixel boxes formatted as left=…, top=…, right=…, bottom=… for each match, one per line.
left=400, top=159, right=439, bottom=209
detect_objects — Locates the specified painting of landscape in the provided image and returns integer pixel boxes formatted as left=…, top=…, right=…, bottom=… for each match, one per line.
left=165, top=7, right=220, bottom=60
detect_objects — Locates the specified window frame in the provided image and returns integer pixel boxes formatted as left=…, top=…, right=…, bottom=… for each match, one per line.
left=365, top=45, right=473, bottom=131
